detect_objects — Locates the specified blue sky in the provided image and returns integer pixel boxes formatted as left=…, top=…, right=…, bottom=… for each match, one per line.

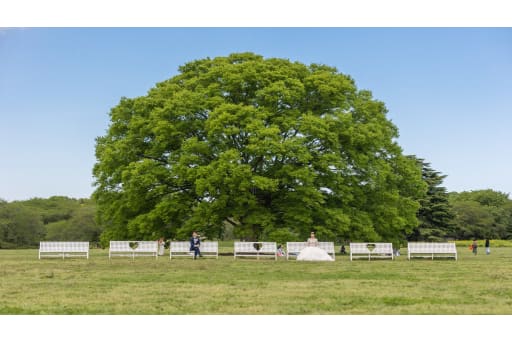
left=1, top=28, right=511, bottom=201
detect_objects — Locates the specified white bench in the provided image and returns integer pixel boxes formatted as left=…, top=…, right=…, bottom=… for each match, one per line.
left=349, top=242, right=394, bottom=261
left=286, top=242, right=336, bottom=260
left=109, top=241, right=159, bottom=259
left=234, top=242, right=277, bottom=260
left=407, top=242, right=457, bottom=260
left=169, top=241, right=219, bottom=259
left=39, top=241, right=89, bottom=259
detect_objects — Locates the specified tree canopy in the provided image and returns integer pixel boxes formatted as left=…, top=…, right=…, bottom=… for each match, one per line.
left=93, top=52, right=426, bottom=242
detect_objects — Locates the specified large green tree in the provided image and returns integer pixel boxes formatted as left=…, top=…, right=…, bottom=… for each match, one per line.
left=93, top=53, right=426, bottom=242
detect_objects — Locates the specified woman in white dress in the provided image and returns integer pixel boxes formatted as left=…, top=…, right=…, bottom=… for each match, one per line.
left=297, top=232, right=334, bottom=261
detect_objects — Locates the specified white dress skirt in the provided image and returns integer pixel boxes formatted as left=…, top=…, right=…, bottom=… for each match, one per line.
left=297, top=246, right=334, bottom=261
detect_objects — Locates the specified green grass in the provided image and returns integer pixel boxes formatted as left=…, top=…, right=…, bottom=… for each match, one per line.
left=1, top=246, right=512, bottom=314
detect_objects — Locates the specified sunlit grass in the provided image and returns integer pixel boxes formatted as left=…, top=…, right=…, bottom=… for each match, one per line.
left=1, top=246, right=511, bottom=314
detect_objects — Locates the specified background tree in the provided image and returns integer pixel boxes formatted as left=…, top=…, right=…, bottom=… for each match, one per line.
left=408, top=157, right=455, bottom=241
left=93, top=52, right=426, bottom=242
left=20, top=196, right=77, bottom=225
left=45, top=200, right=103, bottom=244
left=449, top=189, right=512, bottom=239
left=0, top=202, right=45, bottom=248
left=0, top=197, right=102, bottom=248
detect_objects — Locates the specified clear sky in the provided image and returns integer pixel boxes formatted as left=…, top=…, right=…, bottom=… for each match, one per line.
left=1, top=28, right=511, bottom=201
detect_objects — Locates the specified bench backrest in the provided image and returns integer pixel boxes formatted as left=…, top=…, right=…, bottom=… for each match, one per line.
left=350, top=242, right=393, bottom=254
left=318, top=242, right=335, bottom=253
left=286, top=242, right=307, bottom=253
left=408, top=242, right=456, bottom=253
left=109, top=241, right=158, bottom=252
left=170, top=241, right=218, bottom=252
left=201, top=241, right=219, bottom=253
left=40, top=241, right=89, bottom=252
left=170, top=241, right=190, bottom=252
left=234, top=242, right=276, bottom=253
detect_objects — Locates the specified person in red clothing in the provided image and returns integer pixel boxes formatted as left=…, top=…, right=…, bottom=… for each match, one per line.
left=472, top=239, right=478, bottom=255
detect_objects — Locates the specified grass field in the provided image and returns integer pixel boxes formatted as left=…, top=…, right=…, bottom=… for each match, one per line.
left=1, top=245, right=512, bottom=314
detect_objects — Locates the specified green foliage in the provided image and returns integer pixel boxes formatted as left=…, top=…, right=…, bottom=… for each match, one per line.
left=93, top=52, right=426, bottom=242
left=408, top=157, right=455, bottom=241
left=45, top=203, right=102, bottom=243
left=20, top=196, right=77, bottom=224
left=266, top=228, right=299, bottom=246
left=0, top=197, right=103, bottom=248
left=0, top=202, right=45, bottom=248
left=449, top=190, right=512, bottom=239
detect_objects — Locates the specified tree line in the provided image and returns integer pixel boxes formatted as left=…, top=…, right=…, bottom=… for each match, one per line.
left=0, top=196, right=103, bottom=248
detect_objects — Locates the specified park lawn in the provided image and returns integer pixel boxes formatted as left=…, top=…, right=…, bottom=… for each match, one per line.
left=1, top=247, right=512, bottom=314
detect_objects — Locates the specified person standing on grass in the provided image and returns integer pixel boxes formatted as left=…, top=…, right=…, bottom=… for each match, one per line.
left=472, top=239, right=478, bottom=255
left=485, top=238, right=490, bottom=255
left=190, top=231, right=201, bottom=259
